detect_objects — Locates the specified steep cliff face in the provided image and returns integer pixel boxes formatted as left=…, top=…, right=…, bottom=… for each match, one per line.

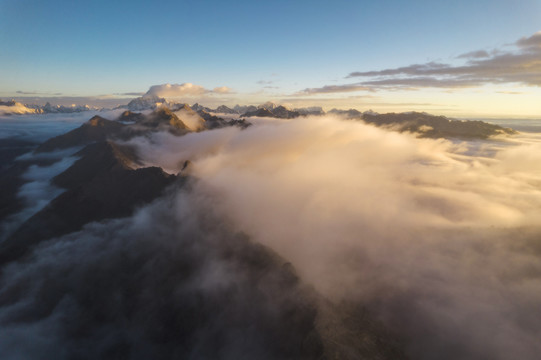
left=35, top=116, right=126, bottom=152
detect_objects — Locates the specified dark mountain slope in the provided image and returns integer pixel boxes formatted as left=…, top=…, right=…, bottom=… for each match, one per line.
left=242, top=106, right=300, bottom=119
left=0, top=196, right=408, bottom=360
left=117, top=110, right=145, bottom=122
left=36, top=115, right=125, bottom=152
left=0, top=141, right=177, bottom=265
left=242, top=107, right=275, bottom=118
left=137, top=107, right=189, bottom=131
left=198, top=110, right=251, bottom=129
left=361, top=112, right=517, bottom=139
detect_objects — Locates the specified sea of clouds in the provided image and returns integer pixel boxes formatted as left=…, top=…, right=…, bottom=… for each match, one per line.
left=1, top=113, right=541, bottom=359
left=126, top=115, right=541, bottom=359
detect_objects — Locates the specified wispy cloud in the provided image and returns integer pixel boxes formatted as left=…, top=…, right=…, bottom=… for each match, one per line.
left=456, top=50, right=491, bottom=59
left=16, top=90, right=63, bottom=96
left=347, top=31, right=541, bottom=89
left=299, top=31, right=541, bottom=95
left=296, top=84, right=374, bottom=95
left=9, top=96, right=134, bottom=108
left=213, top=86, right=233, bottom=94
left=496, top=91, right=524, bottom=95
left=115, top=92, right=145, bottom=96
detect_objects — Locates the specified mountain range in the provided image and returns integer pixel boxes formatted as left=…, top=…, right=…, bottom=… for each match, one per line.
left=0, top=95, right=519, bottom=139
left=0, top=99, right=97, bottom=115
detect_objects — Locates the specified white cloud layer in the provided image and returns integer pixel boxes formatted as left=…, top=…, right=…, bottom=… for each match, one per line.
left=125, top=115, right=541, bottom=360
left=2, top=114, right=541, bottom=359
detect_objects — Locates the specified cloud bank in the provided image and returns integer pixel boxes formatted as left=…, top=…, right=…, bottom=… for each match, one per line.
left=2, top=115, right=541, bottom=359
left=144, top=83, right=232, bottom=98
left=125, top=115, right=541, bottom=360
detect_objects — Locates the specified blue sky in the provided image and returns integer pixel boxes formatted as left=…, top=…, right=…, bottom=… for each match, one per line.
left=1, top=0, right=540, bottom=117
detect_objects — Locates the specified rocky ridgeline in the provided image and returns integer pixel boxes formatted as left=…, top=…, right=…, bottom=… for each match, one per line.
left=2, top=94, right=518, bottom=140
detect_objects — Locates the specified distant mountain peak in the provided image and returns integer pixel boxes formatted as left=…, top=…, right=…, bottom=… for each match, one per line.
left=242, top=105, right=299, bottom=119
left=215, top=105, right=237, bottom=114
left=126, top=95, right=167, bottom=111
left=258, top=101, right=278, bottom=110
left=142, top=107, right=190, bottom=131
left=88, top=115, right=113, bottom=127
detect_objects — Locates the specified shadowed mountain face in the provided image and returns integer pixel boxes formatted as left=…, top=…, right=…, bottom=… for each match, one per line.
left=0, top=140, right=177, bottom=265
left=138, top=107, right=190, bottom=131
left=238, top=105, right=516, bottom=139
left=126, top=95, right=167, bottom=111
left=31, top=107, right=252, bottom=155
left=0, top=138, right=42, bottom=221
left=360, top=112, right=517, bottom=139
left=271, top=105, right=301, bottom=119
left=118, top=110, right=145, bottom=123
left=215, top=105, right=237, bottom=114
left=0, top=138, right=37, bottom=167
left=328, top=108, right=364, bottom=118
left=198, top=110, right=252, bottom=129
left=0, top=108, right=250, bottom=237
left=34, top=110, right=189, bottom=153
left=35, top=115, right=126, bottom=152
left=243, top=107, right=275, bottom=118
left=242, top=106, right=300, bottom=119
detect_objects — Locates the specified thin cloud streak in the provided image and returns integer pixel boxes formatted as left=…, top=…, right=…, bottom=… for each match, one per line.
left=456, top=50, right=490, bottom=59
left=300, top=31, right=541, bottom=95
left=347, top=31, right=541, bottom=89
left=296, top=84, right=374, bottom=95
left=16, top=90, right=63, bottom=96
